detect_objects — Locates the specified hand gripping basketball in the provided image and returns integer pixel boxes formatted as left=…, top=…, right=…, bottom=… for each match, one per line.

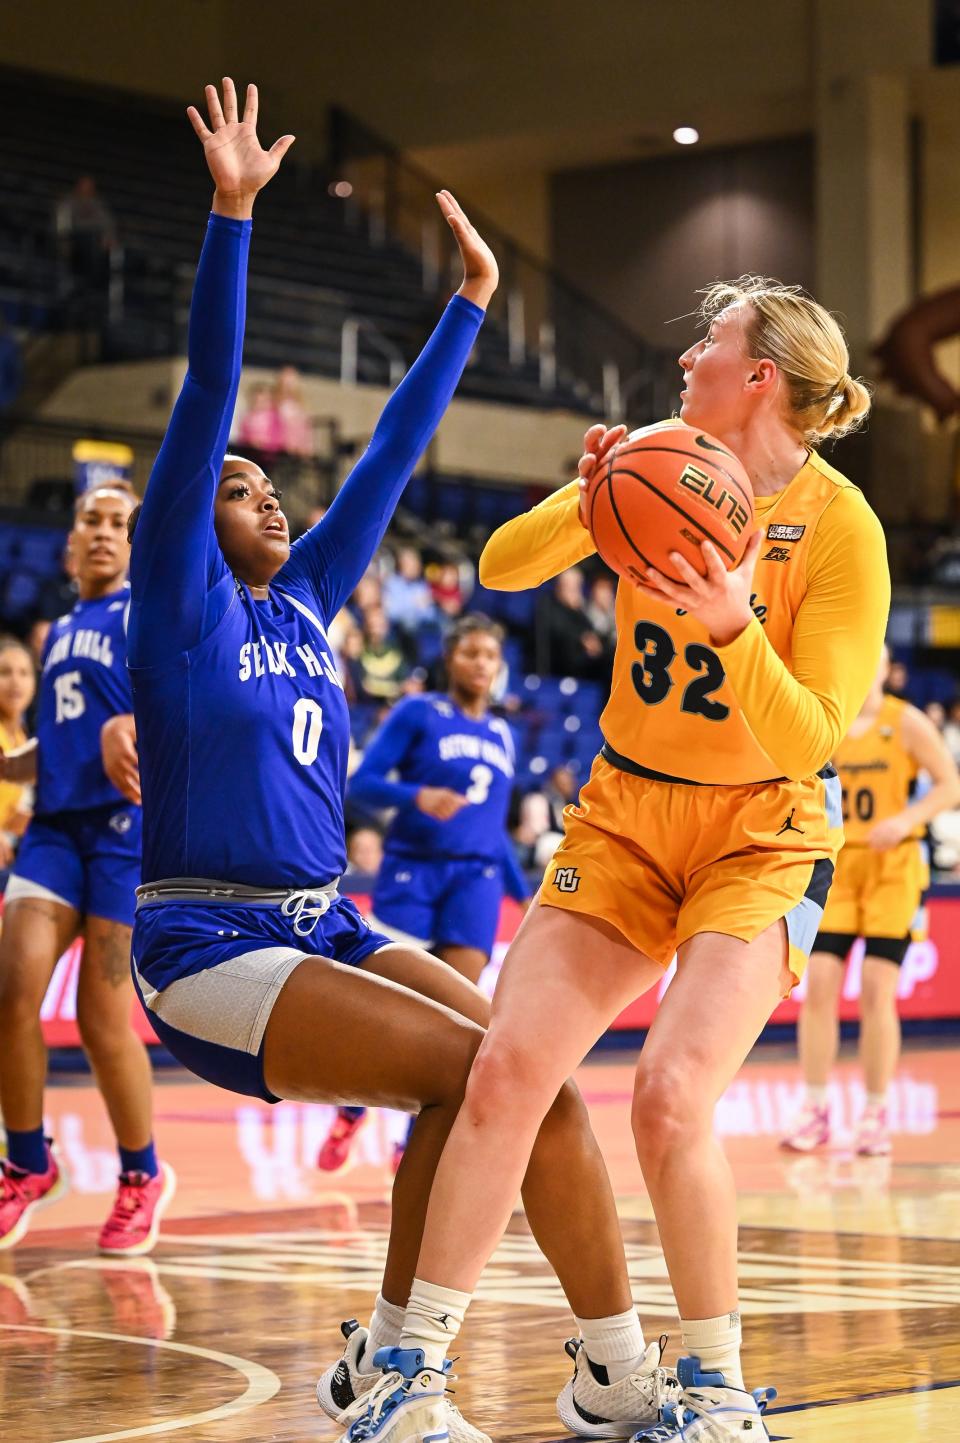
left=641, top=528, right=764, bottom=648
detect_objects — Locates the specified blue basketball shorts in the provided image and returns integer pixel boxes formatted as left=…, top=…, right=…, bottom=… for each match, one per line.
left=131, top=893, right=393, bottom=1103
left=371, top=853, right=504, bottom=957
left=7, top=804, right=142, bottom=927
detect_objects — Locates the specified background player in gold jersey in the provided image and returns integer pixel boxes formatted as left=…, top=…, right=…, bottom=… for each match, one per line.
left=783, top=649, right=960, bottom=1157
left=339, top=278, right=889, bottom=1443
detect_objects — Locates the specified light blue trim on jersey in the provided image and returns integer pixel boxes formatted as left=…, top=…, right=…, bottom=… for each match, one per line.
left=785, top=892, right=824, bottom=958
left=276, top=588, right=332, bottom=646
left=824, top=770, right=843, bottom=830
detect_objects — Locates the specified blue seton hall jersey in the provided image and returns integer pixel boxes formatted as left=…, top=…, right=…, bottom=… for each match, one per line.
left=35, top=584, right=134, bottom=816
left=133, top=574, right=353, bottom=888
left=349, top=693, right=519, bottom=866
left=128, top=214, right=483, bottom=893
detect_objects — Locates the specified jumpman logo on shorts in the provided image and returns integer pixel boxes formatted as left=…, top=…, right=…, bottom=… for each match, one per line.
left=777, top=809, right=805, bottom=836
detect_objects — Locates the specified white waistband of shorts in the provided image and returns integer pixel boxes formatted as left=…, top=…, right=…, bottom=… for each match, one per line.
left=135, top=876, right=341, bottom=909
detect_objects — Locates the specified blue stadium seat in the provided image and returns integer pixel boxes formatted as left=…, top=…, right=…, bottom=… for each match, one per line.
left=497, top=590, right=537, bottom=629
left=2, top=571, right=40, bottom=618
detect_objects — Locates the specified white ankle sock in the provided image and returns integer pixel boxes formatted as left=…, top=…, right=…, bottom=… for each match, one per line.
left=400, top=1277, right=473, bottom=1371
left=575, top=1307, right=647, bottom=1385
left=864, top=1091, right=886, bottom=1112
left=681, top=1310, right=744, bottom=1391
left=364, top=1294, right=406, bottom=1370
left=805, top=1085, right=829, bottom=1106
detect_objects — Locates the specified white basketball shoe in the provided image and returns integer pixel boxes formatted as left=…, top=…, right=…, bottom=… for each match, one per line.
left=557, top=1335, right=681, bottom=1438
left=629, top=1356, right=777, bottom=1440
left=318, top=1324, right=490, bottom=1443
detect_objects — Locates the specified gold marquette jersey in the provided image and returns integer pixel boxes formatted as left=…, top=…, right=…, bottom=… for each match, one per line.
left=835, top=695, right=922, bottom=845
left=479, top=448, right=890, bottom=785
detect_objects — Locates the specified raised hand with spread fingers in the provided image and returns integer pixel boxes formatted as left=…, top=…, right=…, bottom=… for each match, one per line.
left=186, top=77, right=295, bottom=220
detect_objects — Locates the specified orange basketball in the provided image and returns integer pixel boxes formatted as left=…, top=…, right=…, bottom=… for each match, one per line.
left=585, top=421, right=754, bottom=587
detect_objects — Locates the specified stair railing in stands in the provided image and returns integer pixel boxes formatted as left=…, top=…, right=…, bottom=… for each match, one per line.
left=327, top=107, right=677, bottom=420
left=340, top=318, right=406, bottom=387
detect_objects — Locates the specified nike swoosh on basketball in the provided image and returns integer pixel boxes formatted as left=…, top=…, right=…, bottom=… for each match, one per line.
left=693, top=433, right=731, bottom=455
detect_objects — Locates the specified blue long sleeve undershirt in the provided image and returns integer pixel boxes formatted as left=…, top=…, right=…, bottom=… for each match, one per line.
left=348, top=702, right=424, bottom=811
left=500, top=836, right=532, bottom=901
left=128, top=212, right=483, bottom=668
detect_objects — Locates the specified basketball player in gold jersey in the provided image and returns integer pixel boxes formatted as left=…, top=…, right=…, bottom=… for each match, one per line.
left=337, top=278, right=888, bottom=1443
left=783, top=648, right=960, bottom=1157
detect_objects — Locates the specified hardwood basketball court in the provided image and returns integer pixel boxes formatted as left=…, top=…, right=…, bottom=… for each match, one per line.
left=2, top=1041, right=958, bottom=1441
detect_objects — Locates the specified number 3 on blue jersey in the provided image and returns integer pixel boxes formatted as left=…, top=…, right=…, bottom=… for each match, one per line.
left=292, top=698, right=323, bottom=766
left=466, top=763, right=494, bottom=804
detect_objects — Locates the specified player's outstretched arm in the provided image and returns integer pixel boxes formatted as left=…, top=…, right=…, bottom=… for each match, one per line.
left=347, top=699, right=426, bottom=812
left=280, top=192, right=495, bottom=621
left=477, top=424, right=623, bottom=591
left=100, top=714, right=142, bottom=807
left=128, top=80, right=294, bottom=667
left=693, top=488, right=889, bottom=780
left=501, top=833, right=534, bottom=902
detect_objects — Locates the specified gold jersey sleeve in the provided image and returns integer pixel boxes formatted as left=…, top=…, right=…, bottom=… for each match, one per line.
left=478, top=480, right=593, bottom=590
left=713, top=486, right=890, bottom=780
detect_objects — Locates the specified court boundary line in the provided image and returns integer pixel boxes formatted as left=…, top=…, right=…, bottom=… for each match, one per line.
left=0, top=1323, right=281, bottom=1443
left=768, top=1374, right=960, bottom=1415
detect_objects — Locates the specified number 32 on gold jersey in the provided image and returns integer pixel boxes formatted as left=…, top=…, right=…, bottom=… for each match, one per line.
left=631, top=621, right=729, bottom=722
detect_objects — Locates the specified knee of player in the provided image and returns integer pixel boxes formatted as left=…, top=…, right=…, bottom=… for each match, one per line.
left=631, top=1066, right=701, bottom=1158
left=75, top=1000, right=132, bottom=1059
left=0, top=961, right=49, bottom=1020
left=804, top=959, right=844, bottom=1009
left=859, top=967, right=899, bottom=1016
left=462, top=1033, right=547, bottom=1125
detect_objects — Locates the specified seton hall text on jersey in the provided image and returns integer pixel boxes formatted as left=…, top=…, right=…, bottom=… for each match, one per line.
left=237, top=636, right=343, bottom=689
left=438, top=732, right=512, bottom=774
left=44, top=628, right=115, bottom=671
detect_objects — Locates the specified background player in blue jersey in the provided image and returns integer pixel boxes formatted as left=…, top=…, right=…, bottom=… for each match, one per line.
left=127, top=81, right=677, bottom=1443
left=319, top=613, right=532, bottom=1171
left=0, top=484, right=174, bottom=1255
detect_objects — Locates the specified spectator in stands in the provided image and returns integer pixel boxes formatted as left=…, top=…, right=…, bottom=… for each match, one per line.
left=543, top=762, right=578, bottom=834
left=511, top=790, right=562, bottom=871
left=273, top=366, right=313, bottom=457
left=943, top=699, right=960, bottom=765
left=357, top=605, right=410, bottom=703
left=430, top=560, right=465, bottom=619
left=54, top=176, right=116, bottom=316
left=384, top=546, right=436, bottom=638
left=352, top=569, right=383, bottom=619
left=537, top=566, right=607, bottom=679
left=237, top=382, right=284, bottom=462
left=585, top=573, right=617, bottom=649
left=338, top=624, right=365, bottom=705
left=327, top=606, right=361, bottom=689
left=924, top=700, right=946, bottom=731
left=0, top=638, right=35, bottom=874
left=885, top=658, right=910, bottom=699
left=346, top=825, right=385, bottom=877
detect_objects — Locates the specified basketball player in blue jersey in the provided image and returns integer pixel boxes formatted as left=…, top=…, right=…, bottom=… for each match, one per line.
left=128, top=80, right=679, bottom=1443
left=319, top=613, right=532, bottom=1172
left=0, top=484, right=174, bottom=1255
